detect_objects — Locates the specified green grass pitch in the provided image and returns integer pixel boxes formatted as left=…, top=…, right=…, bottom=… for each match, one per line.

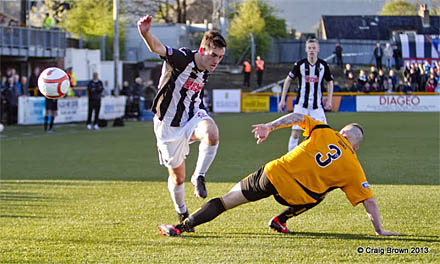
left=1, top=112, right=439, bottom=263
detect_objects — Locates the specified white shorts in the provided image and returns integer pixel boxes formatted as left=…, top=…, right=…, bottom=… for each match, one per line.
left=153, top=110, right=212, bottom=168
left=292, top=106, right=327, bottom=130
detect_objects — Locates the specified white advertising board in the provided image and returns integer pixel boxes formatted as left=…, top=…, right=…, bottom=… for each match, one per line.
left=212, top=89, right=241, bottom=113
left=356, top=95, right=440, bottom=112
left=18, top=96, right=126, bottom=125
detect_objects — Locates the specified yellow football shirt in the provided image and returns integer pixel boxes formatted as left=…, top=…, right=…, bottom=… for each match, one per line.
left=264, top=115, right=373, bottom=206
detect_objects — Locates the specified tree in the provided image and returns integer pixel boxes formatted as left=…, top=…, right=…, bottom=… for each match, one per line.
left=255, top=0, right=288, bottom=39
left=58, top=0, right=125, bottom=59
left=228, top=0, right=287, bottom=62
left=380, top=0, right=418, bottom=15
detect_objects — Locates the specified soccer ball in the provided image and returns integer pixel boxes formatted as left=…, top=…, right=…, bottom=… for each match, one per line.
left=38, top=67, right=70, bottom=99
left=0, top=123, right=3, bottom=133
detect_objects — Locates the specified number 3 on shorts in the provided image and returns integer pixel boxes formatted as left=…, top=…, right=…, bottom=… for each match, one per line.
left=315, top=144, right=342, bottom=168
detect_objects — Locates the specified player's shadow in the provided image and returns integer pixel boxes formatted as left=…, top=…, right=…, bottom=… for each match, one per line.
left=288, top=231, right=439, bottom=243
left=189, top=231, right=439, bottom=243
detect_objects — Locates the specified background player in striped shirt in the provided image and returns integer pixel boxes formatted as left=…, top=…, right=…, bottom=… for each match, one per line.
left=278, top=39, right=334, bottom=151
left=158, top=113, right=400, bottom=237
left=138, top=15, right=226, bottom=226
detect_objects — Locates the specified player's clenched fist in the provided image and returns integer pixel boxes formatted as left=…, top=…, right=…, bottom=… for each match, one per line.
left=137, top=15, right=153, bottom=37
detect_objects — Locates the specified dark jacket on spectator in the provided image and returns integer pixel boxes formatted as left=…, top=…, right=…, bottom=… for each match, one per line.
left=87, top=79, right=104, bottom=100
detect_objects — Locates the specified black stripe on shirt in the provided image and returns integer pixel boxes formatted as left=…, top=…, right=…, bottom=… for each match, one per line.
left=303, top=61, right=310, bottom=108
left=152, top=67, right=176, bottom=120
left=313, top=62, right=320, bottom=109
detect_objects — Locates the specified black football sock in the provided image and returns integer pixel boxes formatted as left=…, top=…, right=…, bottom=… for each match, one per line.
left=277, top=199, right=324, bottom=223
left=44, top=116, right=48, bottom=131
left=49, top=116, right=55, bottom=130
left=177, top=198, right=226, bottom=232
left=276, top=207, right=297, bottom=223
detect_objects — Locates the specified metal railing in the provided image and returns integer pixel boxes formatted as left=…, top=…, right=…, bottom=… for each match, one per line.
left=0, top=26, right=67, bottom=57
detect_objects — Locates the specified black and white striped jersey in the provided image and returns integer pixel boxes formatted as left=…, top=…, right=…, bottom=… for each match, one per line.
left=152, top=46, right=208, bottom=127
left=289, top=58, right=334, bottom=109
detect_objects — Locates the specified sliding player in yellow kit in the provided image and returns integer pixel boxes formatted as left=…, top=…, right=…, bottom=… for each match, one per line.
left=158, top=113, right=400, bottom=237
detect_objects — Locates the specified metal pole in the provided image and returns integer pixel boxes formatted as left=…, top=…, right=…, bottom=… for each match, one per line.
left=113, top=0, right=120, bottom=95
left=249, top=33, right=255, bottom=67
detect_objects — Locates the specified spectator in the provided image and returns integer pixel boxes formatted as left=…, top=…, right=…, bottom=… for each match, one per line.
left=345, top=71, right=356, bottom=91
left=28, top=67, right=40, bottom=96
left=401, top=80, right=413, bottom=94
left=243, top=60, right=251, bottom=87
left=255, top=56, right=265, bottom=87
left=86, top=72, right=104, bottom=130
left=334, top=42, right=343, bottom=68
left=403, top=62, right=411, bottom=80
left=19, top=76, right=29, bottom=96
left=343, top=64, right=353, bottom=78
left=43, top=13, right=55, bottom=30
left=388, top=69, right=398, bottom=90
left=144, top=80, right=157, bottom=110
left=370, top=65, right=378, bottom=79
left=367, top=72, right=379, bottom=92
left=392, top=45, right=402, bottom=70
left=120, top=81, right=132, bottom=117
left=435, top=80, right=440, bottom=92
left=373, top=42, right=383, bottom=69
left=132, top=77, right=144, bottom=119
left=376, top=69, right=386, bottom=92
left=384, top=78, right=394, bottom=93
left=384, top=43, right=393, bottom=71
left=408, top=68, right=419, bottom=92
left=425, top=73, right=437, bottom=92
left=357, top=70, right=367, bottom=91
left=362, top=82, right=371, bottom=93
left=4, top=77, right=18, bottom=125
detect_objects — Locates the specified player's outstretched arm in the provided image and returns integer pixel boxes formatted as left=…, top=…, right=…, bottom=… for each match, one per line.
left=362, top=197, right=401, bottom=236
left=252, top=113, right=304, bottom=144
left=137, top=15, right=166, bottom=57
left=278, top=76, right=292, bottom=112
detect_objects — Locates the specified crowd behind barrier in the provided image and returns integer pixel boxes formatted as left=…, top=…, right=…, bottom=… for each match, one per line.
left=0, top=66, right=159, bottom=126
left=2, top=59, right=440, bottom=125
left=339, top=61, right=440, bottom=94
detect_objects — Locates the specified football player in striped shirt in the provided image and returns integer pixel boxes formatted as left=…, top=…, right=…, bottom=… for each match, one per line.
left=138, top=15, right=226, bottom=226
left=278, top=39, right=334, bottom=151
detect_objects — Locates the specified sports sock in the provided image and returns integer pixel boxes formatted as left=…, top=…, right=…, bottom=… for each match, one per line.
left=49, top=116, right=55, bottom=130
left=167, top=176, right=187, bottom=214
left=193, top=142, right=219, bottom=178
left=276, top=207, right=296, bottom=223
left=44, top=116, right=48, bottom=131
left=177, top=198, right=226, bottom=232
left=288, top=137, right=298, bottom=152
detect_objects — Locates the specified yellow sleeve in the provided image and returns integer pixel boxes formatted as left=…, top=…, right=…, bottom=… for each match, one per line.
left=296, top=115, right=325, bottom=137
left=342, top=167, right=374, bottom=206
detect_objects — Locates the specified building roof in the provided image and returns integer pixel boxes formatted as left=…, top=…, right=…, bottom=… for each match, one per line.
left=321, top=15, right=440, bottom=40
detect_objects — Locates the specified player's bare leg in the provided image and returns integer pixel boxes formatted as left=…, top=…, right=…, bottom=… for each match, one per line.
left=288, top=128, right=301, bottom=151
left=190, top=119, right=219, bottom=198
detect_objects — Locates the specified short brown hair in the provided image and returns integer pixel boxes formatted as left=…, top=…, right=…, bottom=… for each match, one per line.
left=200, top=30, right=227, bottom=50
left=306, top=38, right=319, bottom=45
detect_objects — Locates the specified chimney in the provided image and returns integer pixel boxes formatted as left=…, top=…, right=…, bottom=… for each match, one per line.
left=419, top=4, right=430, bottom=28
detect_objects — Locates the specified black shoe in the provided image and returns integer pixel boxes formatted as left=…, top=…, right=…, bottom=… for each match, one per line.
left=178, top=211, right=194, bottom=232
left=192, top=175, right=207, bottom=199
